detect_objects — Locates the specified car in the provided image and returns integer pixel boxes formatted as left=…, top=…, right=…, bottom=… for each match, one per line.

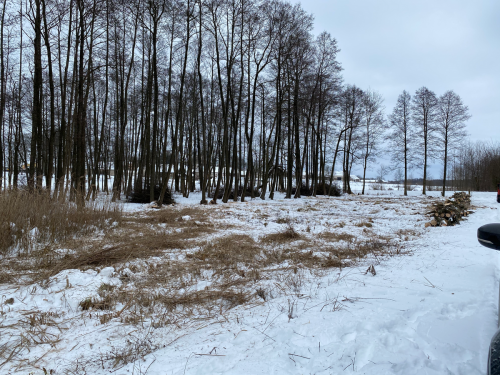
left=477, top=223, right=500, bottom=375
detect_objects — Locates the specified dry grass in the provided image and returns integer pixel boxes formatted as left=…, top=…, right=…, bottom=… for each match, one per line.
left=0, top=195, right=402, bottom=298
left=0, top=189, right=124, bottom=284
left=0, top=203, right=218, bottom=282
left=396, top=229, right=418, bottom=241
left=275, top=217, right=290, bottom=224
left=321, top=255, right=344, bottom=268
left=82, top=228, right=363, bottom=329
left=152, top=289, right=249, bottom=312
left=319, top=231, right=355, bottom=243
left=99, top=226, right=397, bottom=321
left=355, top=221, right=373, bottom=228
left=1, top=229, right=173, bottom=282
left=56, top=234, right=259, bottom=330
left=261, top=224, right=302, bottom=243
left=0, top=195, right=419, bottom=373
left=188, top=235, right=260, bottom=265
left=297, top=206, right=319, bottom=212
left=79, top=295, right=115, bottom=311
left=0, top=189, right=122, bottom=256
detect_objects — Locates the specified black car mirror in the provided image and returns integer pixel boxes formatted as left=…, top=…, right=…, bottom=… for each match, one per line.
left=478, top=224, right=500, bottom=250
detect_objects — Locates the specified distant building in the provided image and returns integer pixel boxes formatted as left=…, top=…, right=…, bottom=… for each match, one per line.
left=333, top=171, right=360, bottom=182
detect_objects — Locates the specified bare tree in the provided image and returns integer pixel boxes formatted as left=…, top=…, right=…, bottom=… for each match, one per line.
left=339, top=85, right=364, bottom=194
left=27, top=0, right=43, bottom=191
left=388, top=90, right=413, bottom=196
left=360, top=89, right=385, bottom=194
left=437, top=90, right=470, bottom=196
left=377, top=164, right=389, bottom=183
left=2, top=0, right=478, bottom=207
left=412, top=86, right=438, bottom=195
left=0, top=0, right=6, bottom=188
left=394, top=167, right=403, bottom=190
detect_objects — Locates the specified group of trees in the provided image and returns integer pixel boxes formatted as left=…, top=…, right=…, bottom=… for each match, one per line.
left=452, top=141, right=500, bottom=192
left=388, top=87, right=471, bottom=196
left=0, top=0, right=479, bottom=206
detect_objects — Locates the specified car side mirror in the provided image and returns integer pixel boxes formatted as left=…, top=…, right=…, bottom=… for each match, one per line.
left=478, top=224, right=500, bottom=250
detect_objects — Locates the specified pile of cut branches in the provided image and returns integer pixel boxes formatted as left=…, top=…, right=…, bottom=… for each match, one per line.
left=426, top=192, right=472, bottom=227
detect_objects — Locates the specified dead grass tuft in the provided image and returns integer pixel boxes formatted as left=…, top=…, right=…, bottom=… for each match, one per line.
left=396, top=229, right=417, bottom=240
left=261, top=224, right=302, bottom=243
left=355, top=221, right=373, bottom=228
left=321, top=255, right=343, bottom=268
left=98, top=283, right=116, bottom=294
left=256, top=287, right=266, bottom=301
left=297, top=206, right=319, bottom=212
left=319, top=231, right=355, bottom=243
left=282, top=249, right=321, bottom=265
left=334, top=221, right=346, bottom=228
left=79, top=294, right=115, bottom=311
left=188, top=235, right=259, bottom=265
left=16, top=239, right=168, bottom=281
left=275, top=217, right=290, bottom=224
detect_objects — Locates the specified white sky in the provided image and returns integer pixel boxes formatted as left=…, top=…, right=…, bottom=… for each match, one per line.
left=299, top=0, right=500, bottom=178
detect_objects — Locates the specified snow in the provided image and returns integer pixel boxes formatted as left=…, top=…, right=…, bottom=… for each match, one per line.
left=132, top=192, right=498, bottom=375
left=1, top=189, right=499, bottom=374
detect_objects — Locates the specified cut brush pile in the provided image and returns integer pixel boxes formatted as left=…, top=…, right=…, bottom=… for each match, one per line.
left=426, top=191, right=472, bottom=227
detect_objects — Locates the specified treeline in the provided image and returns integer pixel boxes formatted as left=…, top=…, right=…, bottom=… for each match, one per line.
left=452, top=142, right=500, bottom=192
left=0, top=0, right=473, bottom=205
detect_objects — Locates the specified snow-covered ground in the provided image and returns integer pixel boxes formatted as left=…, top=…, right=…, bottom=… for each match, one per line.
left=1, top=189, right=499, bottom=374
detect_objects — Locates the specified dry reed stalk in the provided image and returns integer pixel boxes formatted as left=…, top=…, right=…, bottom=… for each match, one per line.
left=0, top=189, right=122, bottom=256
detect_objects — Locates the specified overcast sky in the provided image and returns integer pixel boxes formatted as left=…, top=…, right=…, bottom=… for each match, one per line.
left=299, top=0, right=500, bottom=177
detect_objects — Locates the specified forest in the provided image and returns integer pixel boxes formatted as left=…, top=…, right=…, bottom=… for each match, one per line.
left=0, top=0, right=495, bottom=207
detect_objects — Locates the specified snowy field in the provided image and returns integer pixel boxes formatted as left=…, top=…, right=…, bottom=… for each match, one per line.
left=1, top=187, right=499, bottom=374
